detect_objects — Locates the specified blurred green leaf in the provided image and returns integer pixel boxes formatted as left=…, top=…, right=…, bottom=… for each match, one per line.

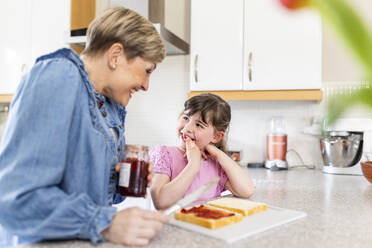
left=279, top=0, right=372, bottom=127
left=313, top=0, right=372, bottom=72
left=309, top=0, right=372, bottom=126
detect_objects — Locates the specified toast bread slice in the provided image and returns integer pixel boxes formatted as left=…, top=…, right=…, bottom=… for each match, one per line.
left=174, top=205, right=243, bottom=229
left=208, top=197, right=267, bottom=216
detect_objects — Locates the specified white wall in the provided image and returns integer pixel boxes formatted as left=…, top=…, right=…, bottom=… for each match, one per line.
left=125, top=55, right=189, bottom=147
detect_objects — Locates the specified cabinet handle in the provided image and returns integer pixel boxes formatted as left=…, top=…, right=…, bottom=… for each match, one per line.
left=21, top=64, right=27, bottom=73
left=194, top=55, right=199, bottom=83
left=0, top=105, right=9, bottom=113
left=248, top=52, right=253, bottom=82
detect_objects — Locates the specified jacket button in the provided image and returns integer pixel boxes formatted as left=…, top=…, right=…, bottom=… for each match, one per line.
left=102, top=111, right=107, bottom=117
left=119, top=125, right=123, bottom=129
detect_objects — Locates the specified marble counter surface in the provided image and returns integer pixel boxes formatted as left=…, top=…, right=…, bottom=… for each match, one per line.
left=17, top=168, right=372, bottom=248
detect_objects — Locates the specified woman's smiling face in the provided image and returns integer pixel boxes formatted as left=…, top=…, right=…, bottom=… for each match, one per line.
left=103, top=54, right=156, bottom=107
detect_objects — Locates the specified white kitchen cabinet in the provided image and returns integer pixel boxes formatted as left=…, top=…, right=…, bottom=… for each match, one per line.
left=0, top=0, right=69, bottom=95
left=0, top=0, right=32, bottom=94
left=189, top=0, right=321, bottom=92
left=189, top=0, right=244, bottom=91
left=30, top=0, right=70, bottom=63
left=243, top=0, right=321, bottom=90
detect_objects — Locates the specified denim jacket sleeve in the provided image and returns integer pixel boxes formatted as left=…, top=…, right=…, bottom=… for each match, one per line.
left=0, top=58, right=116, bottom=244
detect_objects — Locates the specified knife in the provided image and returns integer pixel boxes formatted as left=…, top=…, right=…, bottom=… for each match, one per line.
left=163, top=177, right=220, bottom=215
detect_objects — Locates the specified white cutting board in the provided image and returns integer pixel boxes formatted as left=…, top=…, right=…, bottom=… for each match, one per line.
left=168, top=205, right=306, bottom=243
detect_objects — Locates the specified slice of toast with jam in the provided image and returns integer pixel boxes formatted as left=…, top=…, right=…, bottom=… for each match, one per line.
left=174, top=204, right=243, bottom=229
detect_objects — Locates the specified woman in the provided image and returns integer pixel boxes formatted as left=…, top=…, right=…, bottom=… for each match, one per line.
left=0, top=7, right=169, bottom=247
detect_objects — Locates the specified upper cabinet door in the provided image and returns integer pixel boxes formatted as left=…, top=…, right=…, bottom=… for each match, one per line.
left=30, top=0, right=70, bottom=61
left=190, top=0, right=244, bottom=91
left=243, top=0, right=321, bottom=90
left=0, top=0, right=70, bottom=95
left=0, top=0, right=32, bottom=94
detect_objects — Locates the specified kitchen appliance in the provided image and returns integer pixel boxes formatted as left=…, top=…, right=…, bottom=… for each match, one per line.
left=69, top=0, right=189, bottom=55
left=321, top=118, right=372, bottom=175
left=265, top=116, right=288, bottom=170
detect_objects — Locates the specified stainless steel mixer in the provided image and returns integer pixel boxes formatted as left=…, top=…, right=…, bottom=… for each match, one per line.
left=320, top=131, right=363, bottom=167
left=319, top=117, right=372, bottom=175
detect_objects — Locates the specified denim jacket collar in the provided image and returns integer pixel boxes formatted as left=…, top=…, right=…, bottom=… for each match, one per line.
left=36, top=48, right=127, bottom=121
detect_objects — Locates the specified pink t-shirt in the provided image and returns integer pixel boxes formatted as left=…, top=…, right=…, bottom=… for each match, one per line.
left=149, top=145, right=228, bottom=202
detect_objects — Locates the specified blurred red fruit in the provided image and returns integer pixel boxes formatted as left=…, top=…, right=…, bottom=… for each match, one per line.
left=279, top=0, right=310, bottom=9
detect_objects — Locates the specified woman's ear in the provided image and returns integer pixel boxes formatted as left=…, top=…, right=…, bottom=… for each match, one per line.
left=212, top=131, right=225, bottom=144
left=106, top=43, right=124, bottom=70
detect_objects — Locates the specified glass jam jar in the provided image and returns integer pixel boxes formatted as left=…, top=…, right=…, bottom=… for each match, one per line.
left=118, top=145, right=149, bottom=197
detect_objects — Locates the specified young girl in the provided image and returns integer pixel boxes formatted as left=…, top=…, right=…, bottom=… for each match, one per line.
left=150, top=93, right=254, bottom=210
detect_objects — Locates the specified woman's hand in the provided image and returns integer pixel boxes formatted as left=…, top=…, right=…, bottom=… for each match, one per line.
left=115, top=163, right=120, bottom=173
left=101, top=207, right=169, bottom=246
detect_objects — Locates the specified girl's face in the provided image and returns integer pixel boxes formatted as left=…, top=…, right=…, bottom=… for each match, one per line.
left=177, top=111, right=223, bottom=151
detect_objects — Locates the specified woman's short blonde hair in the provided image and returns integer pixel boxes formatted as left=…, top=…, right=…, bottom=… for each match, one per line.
left=82, top=7, right=165, bottom=63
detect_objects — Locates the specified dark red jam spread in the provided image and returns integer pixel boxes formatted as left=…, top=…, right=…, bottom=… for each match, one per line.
left=180, top=205, right=234, bottom=219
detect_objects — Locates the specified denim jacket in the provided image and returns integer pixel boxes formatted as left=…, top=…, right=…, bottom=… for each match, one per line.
left=0, top=48, right=126, bottom=245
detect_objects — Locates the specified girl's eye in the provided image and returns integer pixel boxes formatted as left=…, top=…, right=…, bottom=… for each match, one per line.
left=196, top=123, right=204, bottom=129
left=146, top=69, right=152, bottom=74
left=183, top=116, right=189, bottom=121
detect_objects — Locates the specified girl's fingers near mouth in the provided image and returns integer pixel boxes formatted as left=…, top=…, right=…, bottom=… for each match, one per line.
left=186, top=137, right=195, bottom=149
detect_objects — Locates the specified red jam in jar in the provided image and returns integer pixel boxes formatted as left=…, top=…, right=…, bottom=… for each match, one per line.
left=118, top=145, right=149, bottom=197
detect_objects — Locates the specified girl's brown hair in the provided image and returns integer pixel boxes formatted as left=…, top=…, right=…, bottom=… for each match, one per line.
left=82, top=7, right=165, bottom=63
left=183, top=93, right=231, bottom=153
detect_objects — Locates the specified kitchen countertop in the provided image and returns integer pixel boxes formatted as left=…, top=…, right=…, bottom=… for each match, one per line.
left=17, top=168, right=372, bottom=248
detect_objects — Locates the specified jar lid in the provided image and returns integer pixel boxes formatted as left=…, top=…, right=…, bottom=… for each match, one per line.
left=329, top=131, right=350, bottom=137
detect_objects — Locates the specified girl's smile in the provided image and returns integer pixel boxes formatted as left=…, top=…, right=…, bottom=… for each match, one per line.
left=177, top=112, right=219, bottom=150
left=181, top=133, right=195, bottom=143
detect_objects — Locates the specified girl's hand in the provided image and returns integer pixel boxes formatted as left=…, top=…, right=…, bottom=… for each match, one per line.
left=204, top=144, right=222, bottom=159
left=185, top=137, right=201, bottom=166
